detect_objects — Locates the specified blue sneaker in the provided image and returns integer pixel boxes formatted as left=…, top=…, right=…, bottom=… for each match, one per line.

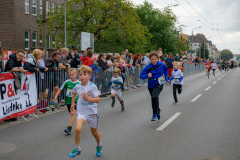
left=69, top=148, right=81, bottom=157
left=169, top=82, right=171, bottom=85
left=64, top=128, right=71, bottom=135
left=96, top=145, right=102, bottom=157
left=151, top=114, right=157, bottom=121
left=157, top=108, right=161, bottom=120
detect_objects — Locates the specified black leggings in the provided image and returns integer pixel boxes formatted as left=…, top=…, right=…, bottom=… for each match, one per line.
left=173, top=84, right=182, bottom=102
left=148, top=85, right=163, bottom=115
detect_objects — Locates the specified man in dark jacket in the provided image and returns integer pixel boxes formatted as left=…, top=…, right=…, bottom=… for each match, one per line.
left=67, top=45, right=80, bottom=68
left=4, top=50, right=27, bottom=73
left=45, top=52, right=61, bottom=103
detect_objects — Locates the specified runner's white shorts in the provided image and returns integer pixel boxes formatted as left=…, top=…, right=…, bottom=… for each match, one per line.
left=111, top=88, right=122, bottom=99
left=77, top=114, right=98, bottom=128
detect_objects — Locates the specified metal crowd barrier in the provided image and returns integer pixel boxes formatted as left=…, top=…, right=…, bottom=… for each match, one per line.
left=35, top=63, right=205, bottom=112
left=183, top=63, right=206, bottom=75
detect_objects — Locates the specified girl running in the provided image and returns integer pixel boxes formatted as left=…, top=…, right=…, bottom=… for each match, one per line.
left=211, top=60, right=217, bottom=76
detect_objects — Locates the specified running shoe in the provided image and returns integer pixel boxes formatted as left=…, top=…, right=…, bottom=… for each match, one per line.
left=173, top=101, right=178, bottom=105
left=151, top=114, right=157, bottom=121
left=111, top=100, right=115, bottom=108
left=169, top=82, right=171, bottom=85
left=96, top=146, right=102, bottom=157
left=69, top=148, right=81, bottom=157
left=64, top=126, right=71, bottom=135
left=157, top=108, right=161, bottom=120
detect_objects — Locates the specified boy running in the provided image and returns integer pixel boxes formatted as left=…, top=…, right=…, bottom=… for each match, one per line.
left=211, top=61, right=217, bottom=76
left=169, top=61, right=183, bottom=104
left=205, top=60, right=211, bottom=79
left=69, top=65, right=102, bottom=158
left=55, top=68, right=80, bottom=135
left=106, top=68, right=125, bottom=112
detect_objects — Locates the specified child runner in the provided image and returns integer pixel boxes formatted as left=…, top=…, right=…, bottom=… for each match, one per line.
left=140, top=51, right=169, bottom=121
left=106, top=68, right=125, bottom=112
left=205, top=60, right=211, bottom=79
left=211, top=60, right=217, bottom=76
left=169, top=61, right=183, bottom=104
left=69, top=65, right=102, bottom=157
left=55, top=68, right=80, bottom=135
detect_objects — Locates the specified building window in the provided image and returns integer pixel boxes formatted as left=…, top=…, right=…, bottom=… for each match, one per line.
left=25, top=31, right=29, bottom=49
left=25, top=0, right=29, bottom=14
left=190, top=44, right=192, bottom=46
left=40, top=0, right=42, bottom=15
left=52, top=3, right=55, bottom=12
left=32, top=32, right=37, bottom=48
left=32, top=0, right=37, bottom=15
left=195, top=44, right=196, bottom=46
left=39, top=34, right=42, bottom=47
left=52, top=36, right=56, bottom=48
left=46, top=1, right=50, bottom=15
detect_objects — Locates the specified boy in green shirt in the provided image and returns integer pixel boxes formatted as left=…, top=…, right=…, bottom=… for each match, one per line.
left=55, top=68, right=80, bottom=135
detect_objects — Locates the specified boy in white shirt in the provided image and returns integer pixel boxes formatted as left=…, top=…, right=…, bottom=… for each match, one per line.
left=211, top=60, right=217, bottom=76
left=169, top=61, right=184, bottom=104
left=69, top=65, right=102, bottom=158
left=106, top=68, right=125, bottom=112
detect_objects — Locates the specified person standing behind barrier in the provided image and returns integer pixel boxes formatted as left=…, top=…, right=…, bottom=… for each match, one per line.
left=38, top=48, right=48, bottom=102
left=54, top=68, right=80, bottom=135
left=168, top=61, right=183, bottom=104
left=140, top=51, right=169, bottom=121
left=0, top=54, right=2, bottom=73
left=45, top=52, right=61, bottom=104
left=96, top=53, right=108, bottom=96
left=69, top=65, right=102, bottom=158
left=81, top=49, right=93, bottom=67
left=67, top=45, right=80, bottom=68
left=24, top=49, right=42, bottom=72
left=4, top=50, right=27, bottom=89
left=59, top=48, right=71, bottom=70
left=106, top=53, right=114, bottom=89
left=165, top=52, right=175, bottom=83
left=106, top=68, right=125, bottom=111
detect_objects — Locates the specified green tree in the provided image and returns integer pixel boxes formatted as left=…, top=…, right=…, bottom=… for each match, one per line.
left=136, top=1, right=181, bottom=55
left=221, top=49, right=233, bottom=60
left=236, top=55, right=240, bottom=60
left=178, top=34, right=190, bottom=55
left=196, top=41, right=209, bottom=59
left=37, top=0, right=149, bottom=53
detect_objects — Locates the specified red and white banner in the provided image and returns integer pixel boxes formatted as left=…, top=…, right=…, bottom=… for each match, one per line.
left=0, top=72, right=37, bottom=122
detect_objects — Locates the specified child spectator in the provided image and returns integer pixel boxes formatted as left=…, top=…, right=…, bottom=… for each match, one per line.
left=168, top=61, right=183, bottom=104
left=69, top=65, right=102, bottom=157
left=54, top=68, right=80, bottom=135
left=106, top=68, right=125, bottom=111
left=80, top=49, right=93, bottom=67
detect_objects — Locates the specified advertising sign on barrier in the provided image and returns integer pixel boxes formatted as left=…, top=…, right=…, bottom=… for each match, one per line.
left=0, top=72, right=37, bottom=122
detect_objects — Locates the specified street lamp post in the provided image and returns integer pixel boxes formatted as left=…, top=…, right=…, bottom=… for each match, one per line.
left=191, top=26, right=201, bottom=58
left=64, top=0, right=67, bottom=48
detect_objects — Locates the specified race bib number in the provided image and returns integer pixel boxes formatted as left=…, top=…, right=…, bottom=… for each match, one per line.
left=173, top=79, right=179, bottom=84
left=66, top=89, right=74, bottom=97
left=113, top=84, right=121, bottom=89
left=158, top=76, right=165, bottom=85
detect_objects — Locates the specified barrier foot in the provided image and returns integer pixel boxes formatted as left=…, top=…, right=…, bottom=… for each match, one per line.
left=32, top=113, right=38, bottom=118
left=22, top=116, right=28, bottom=121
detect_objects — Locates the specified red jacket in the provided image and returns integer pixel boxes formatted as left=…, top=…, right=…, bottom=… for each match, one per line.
left=80, top=56, right=93, bottom=66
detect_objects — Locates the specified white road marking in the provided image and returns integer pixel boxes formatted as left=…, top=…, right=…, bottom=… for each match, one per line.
left=205, top=86, right=211, bottom=90
left=213, top=81, right=217, bottom=84
left=218, top=78, right=221, bottom=80
left=191, top=94, right=202, bottom=102
left=224, top=74, right=226, bottom=75
left=221, top=75, right=224, bottom=77
left=156, top=112, right=181, bottom=131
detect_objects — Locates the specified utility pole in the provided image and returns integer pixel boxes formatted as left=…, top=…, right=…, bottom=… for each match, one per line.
left=42, top=0, right=47, bottom=59
left=64, top=0, right=67, bottom=48
left=204, top=38, right=205, bottom=59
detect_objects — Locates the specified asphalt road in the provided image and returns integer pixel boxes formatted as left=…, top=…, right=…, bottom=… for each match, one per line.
left=0, top=68, right=240, bottom=160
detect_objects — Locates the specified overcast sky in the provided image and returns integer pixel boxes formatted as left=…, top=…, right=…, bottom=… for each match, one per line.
left=131, top=0, right=240, bottom=54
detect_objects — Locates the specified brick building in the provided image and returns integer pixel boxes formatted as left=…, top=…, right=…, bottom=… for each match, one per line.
left=0, top=0, right=63, bottom=53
